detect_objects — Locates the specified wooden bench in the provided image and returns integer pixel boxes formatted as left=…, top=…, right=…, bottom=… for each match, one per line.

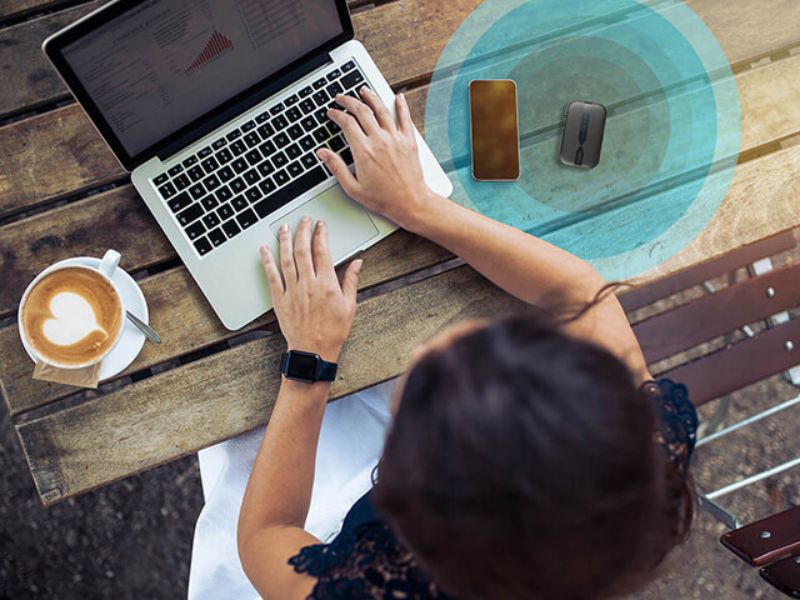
left=623, top=230, right=800, bottom=597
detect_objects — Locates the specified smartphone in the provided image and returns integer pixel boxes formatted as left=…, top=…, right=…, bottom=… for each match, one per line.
left=559, top=100, right=607, bottom=169
left=469, top=80, right=520, bottom=181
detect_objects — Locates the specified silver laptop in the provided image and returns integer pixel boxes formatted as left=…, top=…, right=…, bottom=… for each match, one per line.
left=43, top=0, right=452, bottom=330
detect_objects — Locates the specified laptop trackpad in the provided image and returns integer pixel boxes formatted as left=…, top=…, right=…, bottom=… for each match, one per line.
left=269, top=185, right=379, bottom=261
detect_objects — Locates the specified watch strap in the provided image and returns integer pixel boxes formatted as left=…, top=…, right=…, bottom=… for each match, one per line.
left=316, top=358, right=337, bottom=382
left=280, top=351, right=337, bottom=382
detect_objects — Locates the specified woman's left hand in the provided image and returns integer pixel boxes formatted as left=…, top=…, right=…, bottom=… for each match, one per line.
left=260, top=216, right=362, bottom=363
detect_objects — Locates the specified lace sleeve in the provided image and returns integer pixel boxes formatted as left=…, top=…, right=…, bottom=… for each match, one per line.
left=289, top=522, right=449, bottom=599
left=642, top=379, right=698, bottom=471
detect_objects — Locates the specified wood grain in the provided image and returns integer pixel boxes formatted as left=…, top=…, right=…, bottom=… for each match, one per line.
left=9, top=138, right=800, bottom=494
left=1, top=228, right=452, bottom=415
left=0, top=186, right=171, bottom=316
left=0, top=0, right=82, bottom=21
left=638, top=143, right=800, bottom=283
left=2, top=46, right=799, bottom=305
left=3, top=47, right=800, bottom=412
left=6, top=0, right=800, bottom=504
left=3, top=0, right=800, bottom=220
left=0, top=2, right=102, bottom=118
left=16, top=265, right=528, bottom=505
left=0, top=104, right=125, bottom=217
left=4, top=0, right=797, bottom=120
left=0, top=0, right=469, bottom=123
left=687, top=0, right=800, bottom=65
left=0, top=0, right=477, bottom=218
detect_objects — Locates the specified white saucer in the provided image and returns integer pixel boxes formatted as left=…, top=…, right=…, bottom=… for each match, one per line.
left=20, top=257, right=148, bottom=382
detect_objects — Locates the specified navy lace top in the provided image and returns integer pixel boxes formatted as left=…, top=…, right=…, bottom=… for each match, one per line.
left=289, top=379, right=698, bottom=599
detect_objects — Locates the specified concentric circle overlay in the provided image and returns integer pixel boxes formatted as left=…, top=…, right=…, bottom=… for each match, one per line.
left=423, top=0, right=741, bottom=279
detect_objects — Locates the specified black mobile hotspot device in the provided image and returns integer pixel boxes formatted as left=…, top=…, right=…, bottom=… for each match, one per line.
left=559, top=101, right=607, bottom=169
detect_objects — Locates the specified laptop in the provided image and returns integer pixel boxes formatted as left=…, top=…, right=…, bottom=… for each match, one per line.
left=43, top=0, right=453, bottom=330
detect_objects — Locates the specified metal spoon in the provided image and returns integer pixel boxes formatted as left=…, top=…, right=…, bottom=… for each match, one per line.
left=126, top=310, right=162, bottom=344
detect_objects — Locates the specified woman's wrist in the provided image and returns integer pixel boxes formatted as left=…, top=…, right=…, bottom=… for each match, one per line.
left=400, top=191, right=452, bottom=236
left=285, top=343, right=342, bottom=364
left=280, top=378, right=332, bottom=402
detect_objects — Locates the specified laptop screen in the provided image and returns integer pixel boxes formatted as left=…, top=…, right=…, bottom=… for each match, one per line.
left=60, top=0, right=345, bottom=157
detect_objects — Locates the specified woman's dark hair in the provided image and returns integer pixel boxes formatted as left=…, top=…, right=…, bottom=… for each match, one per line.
left=373, top=314, right=693, bottom=600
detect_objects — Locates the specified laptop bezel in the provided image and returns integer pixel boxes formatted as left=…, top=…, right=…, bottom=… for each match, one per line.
left=43, top=0, right=355, bottom=172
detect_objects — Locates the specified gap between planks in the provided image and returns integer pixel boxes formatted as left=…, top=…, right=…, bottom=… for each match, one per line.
left=2, top=236, right=457, bottom=418
left=0, top=0, right=405, bottom=124
left=6, top=135, right=800, bottom=419
left=2, top=32, right=799, bottom=230
left=3, top=0, right=800, bottom=410
left=0, top=0, right=91, bottom=29
left=1, top=0, right=799, bottom=223
left=3, top=46, right=800, bottom=408
left=16, top=264, right=531, bottom=505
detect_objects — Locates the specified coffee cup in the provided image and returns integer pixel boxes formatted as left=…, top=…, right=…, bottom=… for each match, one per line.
left=18, top=250, right=126, bottom=370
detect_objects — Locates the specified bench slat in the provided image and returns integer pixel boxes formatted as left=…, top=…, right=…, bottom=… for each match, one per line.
left=634, top=260, right=800, bottom=363
left=16, top=265, right=528, bottom=505
left=3, top=0, right=800, bottom=218
left=620, top=231, right=796, bottom=312
left=3, top=46, right=800, bottom=313
left=659, top=318, right=800, bottom=406
left=4, top=141, right=800, bottom=415
left=721, top=505, right=800, bottom=566
left=1, top=228, right=451, bottom=416
left=759, top=553, right=800, bottom=597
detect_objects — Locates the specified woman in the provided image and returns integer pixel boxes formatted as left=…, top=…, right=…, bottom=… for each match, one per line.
left=193, top=88, right=697, bottom=599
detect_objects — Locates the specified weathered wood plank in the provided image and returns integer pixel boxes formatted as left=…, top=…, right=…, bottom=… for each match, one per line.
left=0, top=0, right=473, bottom=217
left=0, top=44, right=800, bottom=304
left=2, top=47, right=800, bottom=411
left=9, top=2, right=800, bottom=500
left=8, top=140, right=800, bottom=488
left=0, top=0, right=82, bottom=21
left=637, top=142, right=800, bottom=283
left=3, top=0, right=800, bottom=220
left=0, top=0, right=53, bottom=19
left=686, top=0, right=800, bottom=66
left=1, top=228, right=452, bottom=415
left=0, top=0, right=460, bottom=123
left=16, top=265, right=528, bottom=504
left=0, top=2, right=102, bottom=118
left=0, top=104, right=125, bottom=217
left=5, top=0, right=798, bottom=121
left=0, top=186, right=172, bottom=316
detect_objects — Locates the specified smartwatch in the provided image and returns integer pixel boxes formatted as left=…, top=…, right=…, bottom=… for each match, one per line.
left=280, top=350, right=338, bottom=383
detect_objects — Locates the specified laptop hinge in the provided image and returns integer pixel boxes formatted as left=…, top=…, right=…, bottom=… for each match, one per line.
left=157, top=52, right=333, bottom=163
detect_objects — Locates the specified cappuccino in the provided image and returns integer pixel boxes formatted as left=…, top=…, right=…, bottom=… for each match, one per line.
left=21, top=267, right=123, bottom=367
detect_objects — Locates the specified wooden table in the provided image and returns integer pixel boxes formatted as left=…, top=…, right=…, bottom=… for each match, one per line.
left=1, top=0, right=799, bottom=506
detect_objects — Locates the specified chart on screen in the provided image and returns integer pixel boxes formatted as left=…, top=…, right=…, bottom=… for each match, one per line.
left=61, top=0, right=342, bottom=154
left=185, top=30, right=235, bottom=74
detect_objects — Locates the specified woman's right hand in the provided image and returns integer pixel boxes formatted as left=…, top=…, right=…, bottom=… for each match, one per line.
left=315, top=88, right=443, bottom=232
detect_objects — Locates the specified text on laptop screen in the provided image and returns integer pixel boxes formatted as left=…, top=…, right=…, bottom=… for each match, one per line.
left=62, top=0, right=343, bottom=156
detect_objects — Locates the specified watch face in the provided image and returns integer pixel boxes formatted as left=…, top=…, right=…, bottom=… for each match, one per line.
left=286, top=352, right=318, bottom=380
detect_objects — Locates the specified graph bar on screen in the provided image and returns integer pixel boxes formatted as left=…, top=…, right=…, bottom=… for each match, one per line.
left=186, top=31, right=234, bottom=74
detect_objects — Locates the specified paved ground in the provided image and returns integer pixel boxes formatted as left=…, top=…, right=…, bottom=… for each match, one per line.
left=2, top=367, right=798, bottom=599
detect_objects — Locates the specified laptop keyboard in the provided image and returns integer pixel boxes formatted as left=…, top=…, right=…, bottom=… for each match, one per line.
left=151, top=60, right=368, bottom=257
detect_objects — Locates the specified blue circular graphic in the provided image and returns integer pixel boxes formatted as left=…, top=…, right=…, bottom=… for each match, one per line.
left=423, top=0, right=741, bottom=279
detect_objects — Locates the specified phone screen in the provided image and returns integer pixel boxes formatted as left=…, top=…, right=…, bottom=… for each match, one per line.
left=469, top=80, right=520, bottom=181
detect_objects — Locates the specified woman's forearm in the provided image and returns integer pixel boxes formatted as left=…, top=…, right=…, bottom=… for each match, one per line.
left=239, top=379, right=329, bottom=536
left=406, top=193, right=606, bottom=310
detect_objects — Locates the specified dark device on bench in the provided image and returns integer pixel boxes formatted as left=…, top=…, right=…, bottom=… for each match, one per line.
left=559, top=100, right=606, bottom=169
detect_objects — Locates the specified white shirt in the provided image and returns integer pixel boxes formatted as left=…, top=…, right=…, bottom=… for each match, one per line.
left=187, top=379, right=397, bottom=600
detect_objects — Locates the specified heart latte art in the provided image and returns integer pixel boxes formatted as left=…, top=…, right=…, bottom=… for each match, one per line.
left=21, top=267, right=123, bottom=367
left=43, top=291, right=107, bottom=346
